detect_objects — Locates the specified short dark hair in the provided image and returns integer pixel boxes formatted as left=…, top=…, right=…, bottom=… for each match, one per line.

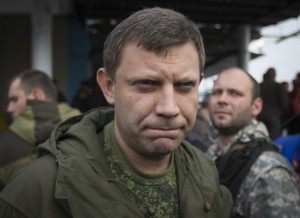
left=14, top=69, right=57, bottom=101
left=103, top=7, right=205, bottom=80
left=246, top=71, right=260, bottom=101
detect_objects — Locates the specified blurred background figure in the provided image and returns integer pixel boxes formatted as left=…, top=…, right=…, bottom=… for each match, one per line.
left=52, top=79, right=67, bottom=103
left=71, top=80, right=93, bottom=112
left=286, top=72, right=300, bottom=135
left=258, top=67, right=288, bottom=140
left=275, top=72, right=300, bottom=183
left=186, top=93, right=218, bottom=152
left=0, top=69, right=80, bottom=190
left=280, top=81, right=290, bottom=135
left=71, top=79, right=109, bottom=113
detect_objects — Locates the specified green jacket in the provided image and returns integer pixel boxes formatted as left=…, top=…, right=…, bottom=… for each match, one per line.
left=0, top=100, right=80, bottom=190
left=0, top=107, right=232, bottom=217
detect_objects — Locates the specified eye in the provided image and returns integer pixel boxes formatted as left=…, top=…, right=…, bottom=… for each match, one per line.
left=9, top=97, right=18, bottom=103
left=211, top=89, right=221, bottom=96
left=175, top=81, right=196, bottom=93
left=133, top=79, right=160, bottom=92
left=229, top=90, right=241, bottom=97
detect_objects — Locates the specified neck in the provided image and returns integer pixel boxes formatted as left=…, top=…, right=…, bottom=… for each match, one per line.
left=121, top=144, right=172, bottom=174
left=133, top=152, right=171, bottom=174
left=219, top=135, right=234, bottom=148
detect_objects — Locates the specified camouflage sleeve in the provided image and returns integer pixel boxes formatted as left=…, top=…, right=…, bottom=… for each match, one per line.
left=244, top=167, right=300, bottom=217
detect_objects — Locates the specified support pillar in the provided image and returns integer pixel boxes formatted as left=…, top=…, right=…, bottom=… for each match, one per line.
left=31, top=0, right=53, bottom=77
left=237, top=25, right=251, bottom=71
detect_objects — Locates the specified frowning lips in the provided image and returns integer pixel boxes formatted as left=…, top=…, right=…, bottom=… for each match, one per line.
left=143, top=126, right=184, bottom=139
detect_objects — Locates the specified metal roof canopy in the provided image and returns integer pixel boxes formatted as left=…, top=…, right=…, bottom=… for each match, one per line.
left=74, top=0, right=300, bottom=76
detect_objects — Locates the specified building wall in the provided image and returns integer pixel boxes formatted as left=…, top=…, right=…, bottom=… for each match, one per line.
left=0, top=15, right=31, bottom=129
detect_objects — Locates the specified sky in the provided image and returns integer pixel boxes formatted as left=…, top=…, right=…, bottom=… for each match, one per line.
left=199, top=15, right=300, bottom=96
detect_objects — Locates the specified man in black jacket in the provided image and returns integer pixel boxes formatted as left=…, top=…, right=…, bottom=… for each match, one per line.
left=258, top=67, right=288, bottom=139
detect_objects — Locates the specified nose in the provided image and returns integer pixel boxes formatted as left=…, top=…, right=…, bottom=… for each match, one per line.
left=155, top=86, right=180, bottom=117
left=217, top=91, right=228, bottom=104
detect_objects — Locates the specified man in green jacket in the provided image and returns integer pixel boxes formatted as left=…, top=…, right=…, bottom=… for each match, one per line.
left=0, top=70, right=80, bottom=190
left=0, top=7, right=232, bottom=217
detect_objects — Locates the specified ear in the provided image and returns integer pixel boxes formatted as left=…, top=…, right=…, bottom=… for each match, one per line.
left=30, top=88, right=46, bottom=100
left=96, top=68, right=115, bottom=105
left=252, top=97, right=263, bottom=117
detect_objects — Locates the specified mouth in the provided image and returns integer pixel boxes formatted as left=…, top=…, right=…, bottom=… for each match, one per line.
left=215, top=109, right=230, bottom=115
left=145, top=128, right=182, bottom=139
left=215, top=111, right=228, bottom=115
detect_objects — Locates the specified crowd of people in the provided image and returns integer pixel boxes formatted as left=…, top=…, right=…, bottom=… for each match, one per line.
left=257, top=67, right=300, bottom=139
left=0, top=6, right=299, bottom=218
left=283, top=72, right=300, bottom=135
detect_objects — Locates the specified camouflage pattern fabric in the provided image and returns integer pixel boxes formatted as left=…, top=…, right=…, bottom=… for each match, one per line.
left=206, top=119, right=300, bottom=217
left=206, top=119, right=271, bottom=161
left=103, top=122, right=179, bottom=218
left=234, top=151, right=300, bottom=217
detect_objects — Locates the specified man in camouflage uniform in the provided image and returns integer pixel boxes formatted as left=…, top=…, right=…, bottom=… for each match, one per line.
left=206, top=67, right=300, bottom=217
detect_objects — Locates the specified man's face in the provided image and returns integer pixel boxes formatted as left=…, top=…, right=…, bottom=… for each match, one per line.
left=209, top=69, right=259, bottom=135
left=108, top=42, right=202, bottom=158
left=7, top=78, right=29, bottom=120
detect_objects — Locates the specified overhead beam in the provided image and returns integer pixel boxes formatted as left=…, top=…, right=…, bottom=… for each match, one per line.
left=0, top=0, right=72, bottom=15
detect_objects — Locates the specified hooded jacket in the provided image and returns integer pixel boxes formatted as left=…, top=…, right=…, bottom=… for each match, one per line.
left=0, top=107, right=232, bottom=218
left=0, top=100, right=80, bottom=190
